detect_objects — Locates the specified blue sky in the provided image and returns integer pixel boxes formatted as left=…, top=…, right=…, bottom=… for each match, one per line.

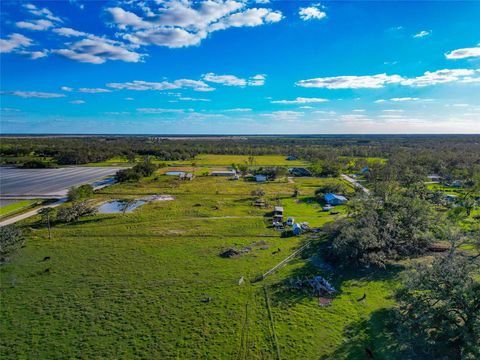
left=1, top=0, right=479, bottom=134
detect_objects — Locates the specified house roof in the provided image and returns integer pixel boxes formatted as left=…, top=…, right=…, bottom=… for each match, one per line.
left=324, top=193, right=347, bottom=202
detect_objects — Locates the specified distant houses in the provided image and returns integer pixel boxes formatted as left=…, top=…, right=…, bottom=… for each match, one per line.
left=324, top=193, right=348, bottom=206
left=427, top=174, right=442, bottom=183
left=211, top=170, right=237, bottom=177
left=289, top=167, right=312, bottom=177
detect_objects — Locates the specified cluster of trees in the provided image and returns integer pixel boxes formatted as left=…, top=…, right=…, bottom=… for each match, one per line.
left=0, top=225, right=25, bottom=263
left=67, top=184, right=94, bottom=202
left=394, top=250, right=479, bottom=358
left=115, top=160, right=157, bottom=182
left=314, top=182, right=348, bottom=198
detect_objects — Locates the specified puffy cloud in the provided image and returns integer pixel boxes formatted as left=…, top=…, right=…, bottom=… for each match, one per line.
left=413, top=30, right=430, bottom=38
left=202, top=73, right=266, bottom=86
left=445, top=45, right=480, bottom=59
left=61, top=86, right=73, bottom=92
left=16, top=50, right=48, bottom=59
left=107, top=79, right=214, bottom=92
left=297, top=69, right=480, bottom=89
left=1, top=91, right=66, bottom=98
left=16, top=19, right=54, bottom=31
left=109, top=1, right=283, bottom=48
left=203, top=73, right=246, bottom=86
left=23, top=3, right=62, bottom=22
left=53, top=27, right=88, bottom=37
left=297, top=74, right=404, bottom=89
left=0, top=33, right=33, bottom=53
left=69, top=100, right=86, bottom=104
left=299, top=4, right=326, bottom=21
left=53, top=36, right=143, bottom=64
left=78, top=87, right=112, bottom=93
left=271, top=97, right=328, bottom=104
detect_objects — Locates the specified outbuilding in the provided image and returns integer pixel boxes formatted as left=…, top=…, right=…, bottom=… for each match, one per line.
left=255, top=175, right=267, bottom=182
left=324, top=193, right=348, bottom=205
left=292, top=223, right=302, bottom=235
left=211, top=170, right=237, bottom=177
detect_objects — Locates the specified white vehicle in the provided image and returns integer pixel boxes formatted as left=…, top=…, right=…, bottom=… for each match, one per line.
left=323, top=205, right=333, bottom=211
left=286, top=217, right=294, bottom=226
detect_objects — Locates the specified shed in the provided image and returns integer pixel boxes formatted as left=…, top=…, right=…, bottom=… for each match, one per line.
left=292, top=223, right=302, bottom=235
left=427, top=174, right=442, bottom=183
left=359, top=167, right=369, bottom=175
left=255, top=175, right=267, bottom=182
left=289, top=167, right=312, bottom=177
left=286, top=156, right=297, bottom=161
left=445, top=194, right=458, bottom=202
left=324, top=193, right=348, bottom=205
left=211, top=170, right=237, bottom=177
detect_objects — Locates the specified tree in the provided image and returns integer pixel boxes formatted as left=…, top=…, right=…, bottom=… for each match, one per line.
left=328, top=191, right=435, bottom=268
left=67, top=184, right=94, bottom=202
left=394, top=252, right=480, bottom=359
left=38, top=207, right=57, bottom=240
left=0, top=225, right=25, bottom=262
left=57, top=201, right=97, bottom=223
left=119, top=199, right=137, bottom=215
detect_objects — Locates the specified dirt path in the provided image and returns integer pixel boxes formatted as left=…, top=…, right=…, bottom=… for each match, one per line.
left=341, top=174, right=370, bottom=194
left=287, top=177, right=294, bottom=184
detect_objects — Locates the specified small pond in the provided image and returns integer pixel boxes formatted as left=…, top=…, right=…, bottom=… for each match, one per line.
left=165, top=171, right=185, bottom=176
left=98, top=200, right=147, bottom=214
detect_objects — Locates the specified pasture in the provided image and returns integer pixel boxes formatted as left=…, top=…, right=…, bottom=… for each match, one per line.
left=0, top=172, right=398, bottom=359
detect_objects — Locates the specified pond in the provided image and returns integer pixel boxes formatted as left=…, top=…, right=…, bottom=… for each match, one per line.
left=165, top=171, right=185, bottom=176
left=98, top=200, right=147, bottom=214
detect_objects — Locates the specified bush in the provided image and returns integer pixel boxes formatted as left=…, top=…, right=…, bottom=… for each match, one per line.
left=314, top=182, right=348, bottom=197
left=0, top=225, right=25, bottom=261
left=21, top=159, right=54, bottom=168
left=57, top=201, right=97, bottom=223
left=115, top=160, right=157, bottom=182
left=67, top=184, right=94, bottom=202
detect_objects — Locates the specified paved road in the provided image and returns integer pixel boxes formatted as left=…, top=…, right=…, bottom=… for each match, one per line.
left=0, top=166, right=123, bottom=197
left=0, top=199, right=67, bottom=227
left=341, top=174, right=370, bottom=194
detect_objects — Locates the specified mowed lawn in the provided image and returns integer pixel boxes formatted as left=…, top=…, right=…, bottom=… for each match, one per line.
left=0, top=174, right=398, bottom=359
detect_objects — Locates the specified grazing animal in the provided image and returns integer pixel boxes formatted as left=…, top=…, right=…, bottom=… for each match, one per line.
left=44, top=268, right=50, bottom=273
left=357, top=293, right=367, bottom=302
left=201, top=297, right=212, bottom=303
left=43, top=256, right=51, bottom=261
left=365, top=347, right=374, bottom=358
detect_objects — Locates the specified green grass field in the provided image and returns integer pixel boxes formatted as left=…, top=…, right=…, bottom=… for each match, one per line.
left=0, top=199, right=42, bottom=218
left=0, top=172, right=399, bottom=359
left=88, top=154, right=308, bottom=168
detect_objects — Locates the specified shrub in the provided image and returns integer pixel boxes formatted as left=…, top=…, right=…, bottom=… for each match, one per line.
left=0, top=225, right=25, bottom=261
left=67, top=184, right=94, bottom=202
left=57, top=201, right=97, bottom=223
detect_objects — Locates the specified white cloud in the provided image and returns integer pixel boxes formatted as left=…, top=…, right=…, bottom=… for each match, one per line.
left=202, top=73, right=266, bottom=86
left=299, top=4, right=327, bottom=21
left=178, top=97, right=210, bottom=102
left=53, top=27, right=87, bottom=37
left=125, top=97, right=134, bottom=101
left=23, top=3, right=62, bottom=22
left=16, top=19, right=54, bottom=31
left=69, top=100, right=86, bottom=104
left=297, top=69, right=480, bottom=89
left=109, top=2, right=283, bottom=49
left=223, top=108, right=252, bottom=112
left=17, top=50, right=48, bottom=59
left=445, top=45, right=480, bottom=59
left=297, top=74, right=404, bottom=89
left=53, top=36, right=143, bottom=64
left=78, top=88, right=112, bottom=93
left=2, top=91, right=66, bottom=98
left=390, top=97, right=420, bottom=102
left=107, top=79, right=214, bottom=92
left=137, top=108, right=185, bottom=114
left=0, top=33, right=33, bottom=52
left=61, top=86, right=73, bottom=92
left=271, top=97, right=328, bottom=104
left=261, top=110, right=304, bottom=120
left=413, top=30, right=430, bottom=38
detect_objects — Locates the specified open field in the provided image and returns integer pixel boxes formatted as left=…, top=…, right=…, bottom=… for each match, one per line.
left=88, top=154, right=308, bottom=168
left=0, top=171, right=398, bottom=359
left=0, top=167, right=124, bottom=197
left=0, top=199, right=42, bottom=218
